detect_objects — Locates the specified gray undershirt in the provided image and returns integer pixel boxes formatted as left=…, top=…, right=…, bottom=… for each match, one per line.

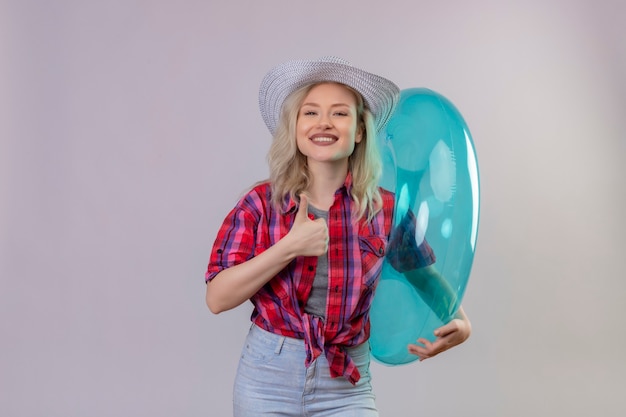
left=303, top=205, right=329, bottom=319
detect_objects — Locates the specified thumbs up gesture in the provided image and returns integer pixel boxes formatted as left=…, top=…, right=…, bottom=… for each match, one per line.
left=287, top=194, right=329, bottom=257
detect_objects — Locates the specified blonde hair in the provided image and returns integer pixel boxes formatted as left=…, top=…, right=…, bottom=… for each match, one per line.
left=267, top=82, right=383, bottom=222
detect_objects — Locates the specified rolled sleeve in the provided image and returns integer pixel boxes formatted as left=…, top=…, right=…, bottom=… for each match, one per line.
left=205, top=196, right=260, bottom=283
left=386, top=209, right=436, bottom=273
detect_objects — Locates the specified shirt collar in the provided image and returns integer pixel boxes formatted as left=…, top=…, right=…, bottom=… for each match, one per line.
left=281, top=172, right=353, bottom=214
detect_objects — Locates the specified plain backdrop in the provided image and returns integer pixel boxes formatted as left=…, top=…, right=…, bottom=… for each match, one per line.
left=1, top=0, right=625, bottom=416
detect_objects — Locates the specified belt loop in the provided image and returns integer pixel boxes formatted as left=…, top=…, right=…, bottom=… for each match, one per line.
left=275, top=336, right=286, bottom=354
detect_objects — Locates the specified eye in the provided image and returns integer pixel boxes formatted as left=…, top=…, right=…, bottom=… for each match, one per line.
left=302, top=110, right=317, bottom=116
left=333, top=111, right=348, bottom=116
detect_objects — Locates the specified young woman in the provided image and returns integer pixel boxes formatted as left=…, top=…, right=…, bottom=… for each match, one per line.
left=205, top=56, right=471, bottom=416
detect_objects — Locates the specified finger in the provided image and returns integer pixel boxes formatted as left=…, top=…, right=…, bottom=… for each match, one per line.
left=296, top=194, right=309, bottom=222
left=407, top=343, right=425, bottom=355
left=434, top=321, right=458, bottom=338
left=410, top=340, right=440, bottom=357
left=417, top=338, right=432, bottom=347
left=407, top=344, right=430, bottom=361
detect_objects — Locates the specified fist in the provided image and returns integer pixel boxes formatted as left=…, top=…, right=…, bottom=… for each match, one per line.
left=288, top=194, right=329, bottom=257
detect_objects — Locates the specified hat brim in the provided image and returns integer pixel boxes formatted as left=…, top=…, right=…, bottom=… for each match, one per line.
left=259, top=57, right=399, bottom=136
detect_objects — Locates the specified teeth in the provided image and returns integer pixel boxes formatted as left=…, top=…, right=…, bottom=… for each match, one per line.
left=312, top=137, right=335, bottom=142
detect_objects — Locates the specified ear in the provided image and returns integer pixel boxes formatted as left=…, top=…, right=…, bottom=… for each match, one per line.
left=355, top=123, right=364, bottom=144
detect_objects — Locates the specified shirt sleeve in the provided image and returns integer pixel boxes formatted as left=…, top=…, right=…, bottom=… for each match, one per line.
left=385, top=209, right=436, bottom=273
left=205, top=191, right=261, bottom=283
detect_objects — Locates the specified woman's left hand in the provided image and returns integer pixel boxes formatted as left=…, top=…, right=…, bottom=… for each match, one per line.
left=407, top=314, right=471, bottom=361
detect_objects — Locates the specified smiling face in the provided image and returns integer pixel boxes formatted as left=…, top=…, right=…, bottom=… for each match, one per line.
left=295, top=82, right=363, bottom=171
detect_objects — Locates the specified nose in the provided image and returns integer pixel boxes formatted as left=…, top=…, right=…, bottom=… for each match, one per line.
left=319, top=114, right=333, bottom=129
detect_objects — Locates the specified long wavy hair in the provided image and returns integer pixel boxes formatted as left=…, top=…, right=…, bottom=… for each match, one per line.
left=266, top=82, right=383, bottom=222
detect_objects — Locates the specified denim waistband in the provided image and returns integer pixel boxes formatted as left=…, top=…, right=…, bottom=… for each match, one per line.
left=248, top=323, right=370, bottom=356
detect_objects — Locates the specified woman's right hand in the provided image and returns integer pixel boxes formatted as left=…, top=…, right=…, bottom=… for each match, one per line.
left=285, top=194, right=329, bottom=257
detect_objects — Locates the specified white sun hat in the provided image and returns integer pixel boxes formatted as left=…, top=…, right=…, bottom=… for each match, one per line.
left=259, top=56, right=400, bottom=136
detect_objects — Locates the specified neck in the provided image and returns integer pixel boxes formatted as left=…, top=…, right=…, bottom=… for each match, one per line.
left=306, top=160, right=348, bottom=210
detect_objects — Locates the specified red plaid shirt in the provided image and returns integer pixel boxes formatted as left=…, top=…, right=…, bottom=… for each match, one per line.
left=206, top=175, right=435, bottom=384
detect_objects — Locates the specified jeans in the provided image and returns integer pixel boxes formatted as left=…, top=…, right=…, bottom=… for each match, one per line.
left=233, top=324, right=379, bottom=416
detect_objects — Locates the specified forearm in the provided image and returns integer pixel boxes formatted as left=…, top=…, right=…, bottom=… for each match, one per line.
left=205, top=237, right=298, bottom=314
left=403, top=266, right=458, bottom=322
left=450, top=305, right=471, bottom=340
left=453, top=305, right=469, bottom=323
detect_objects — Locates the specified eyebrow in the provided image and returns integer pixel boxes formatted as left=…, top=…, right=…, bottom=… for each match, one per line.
left=300, top=102, right=352, bottom=108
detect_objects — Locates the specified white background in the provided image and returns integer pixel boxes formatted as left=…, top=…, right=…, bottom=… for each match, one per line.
left=1, top=0, right=625, bottom=416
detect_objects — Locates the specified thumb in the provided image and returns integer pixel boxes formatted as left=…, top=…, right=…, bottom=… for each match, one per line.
left=434, top=322, right=455, bottom=338
left=295, top=194, right=309, bottom=222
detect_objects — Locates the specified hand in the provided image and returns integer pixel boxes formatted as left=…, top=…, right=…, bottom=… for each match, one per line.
left=407, top=316, right=471, bottom=361
left=285, top=194, right=329, bottom=257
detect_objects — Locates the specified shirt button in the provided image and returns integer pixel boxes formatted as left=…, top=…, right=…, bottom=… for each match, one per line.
left=379, top=247, right=384, bottom=255
left=308, top=265, right=314, bottom=272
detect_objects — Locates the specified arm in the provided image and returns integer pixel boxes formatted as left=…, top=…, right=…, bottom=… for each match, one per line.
left=403, top=266, right=471, bottom=360
left=386, top=211, right=471, bottom=359
left=206, top=236, right=298, bottom=314
left=206, top=194, right=328, bottom=314
left=387, top=210, right=459, bottom=322
left=403, top=265, right=458, bottom=323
